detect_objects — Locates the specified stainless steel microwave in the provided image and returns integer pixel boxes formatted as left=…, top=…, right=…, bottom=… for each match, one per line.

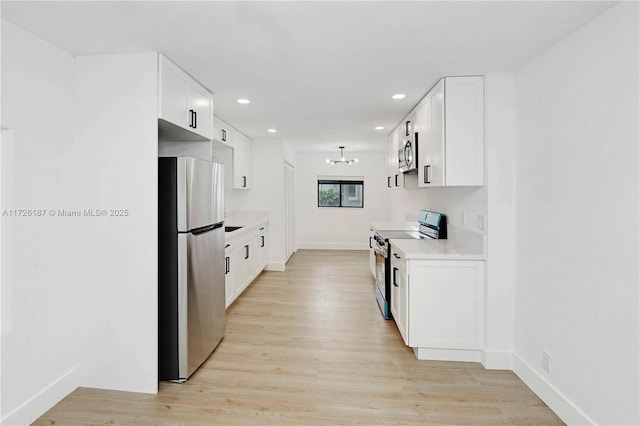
left=398, top=117, right=418, bottom=173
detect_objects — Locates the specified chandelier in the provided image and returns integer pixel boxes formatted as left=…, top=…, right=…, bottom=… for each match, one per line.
left=326, top=146, right=359, bottom=165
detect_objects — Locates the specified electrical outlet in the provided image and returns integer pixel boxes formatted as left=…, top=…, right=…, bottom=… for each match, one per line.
left=476, top=214, right=485, bottom=231
left=542, top=351, right=550, bottom=373
left=460, top=212, right=465, bottom=226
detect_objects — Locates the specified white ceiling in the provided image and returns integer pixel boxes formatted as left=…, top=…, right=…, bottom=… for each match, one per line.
left=2, top=1, right=614, bottom=152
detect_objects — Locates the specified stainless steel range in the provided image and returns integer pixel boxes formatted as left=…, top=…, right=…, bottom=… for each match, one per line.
left=373, top=211, right=447, bottom=319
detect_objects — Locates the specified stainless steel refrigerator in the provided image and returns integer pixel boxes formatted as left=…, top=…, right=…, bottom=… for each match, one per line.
left=158, top=157, right=225, bottom=382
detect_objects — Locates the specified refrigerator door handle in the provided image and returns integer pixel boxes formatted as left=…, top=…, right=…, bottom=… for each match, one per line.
left=190, top=222, right=223, bottom=235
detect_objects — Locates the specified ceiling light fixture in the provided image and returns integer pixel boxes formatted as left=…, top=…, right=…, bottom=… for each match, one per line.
left=267, top=128, right=277, bottom=133
left=237, top=99, right=250, bottom=104
left=375, top=126, right=385, bottom=130
left=326, top=146, right=358, bottom=165
left=392, top=94, right=406, bottom=100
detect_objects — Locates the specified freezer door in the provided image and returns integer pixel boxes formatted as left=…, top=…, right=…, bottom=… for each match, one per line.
left=177, top=224, right=226, bottom=379
left=177, top=157, right=224, bottom=232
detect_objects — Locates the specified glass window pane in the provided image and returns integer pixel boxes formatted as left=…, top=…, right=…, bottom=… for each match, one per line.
left=318, top=183, right=340, bottom=207
left=341, top=183, right=363, bottom=207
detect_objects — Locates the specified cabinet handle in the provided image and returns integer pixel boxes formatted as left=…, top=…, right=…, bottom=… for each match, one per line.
left=193, top=111, right=197, bottom=129
left=242, top=176, right=247, bottom=188
left=393, top=253, right=401, bottom=259
left=387, top=176, right=391, bottom=188
left=395, top=174, right=399, bottom=187
left=424, top=165, right=431, bottom=184
left=244, top=245, right=249, bottom=259
left=222, top=129, right=226, bottom=141
left=261, top=235, right=265, bottom=247
left=189, top=109, right=194, bottom=128
left=225, top=256, right=230, bottom=274
left=393, top=267, right=398, bottom=287
left=369, top=237, right=372, bottom=249
left=225, top=244, right=230, bottom=248
left=405, top=120, right=410, bottom=137
left=259, top=227, right=265, bottom=231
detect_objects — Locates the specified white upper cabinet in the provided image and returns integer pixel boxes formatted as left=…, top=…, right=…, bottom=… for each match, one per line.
left=158, top=54, right=213, bottom=141
left=417, top=76, right=484, bottom=187
left=213, top=115, right=235, bottom=148
left=233, top=132, right=252, bottom=189
left=211, top=122, right=252, bottom=190
left=387, top=126, right=404, bottom=189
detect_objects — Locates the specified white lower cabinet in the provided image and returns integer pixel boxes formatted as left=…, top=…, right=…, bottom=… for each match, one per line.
left=390, top=250, right=408, bottom=344
left=390, top=242, right=485, bottom=361
left=368, top=228, right=376, bottom=277
left=225, top=224, right=268, bottom=309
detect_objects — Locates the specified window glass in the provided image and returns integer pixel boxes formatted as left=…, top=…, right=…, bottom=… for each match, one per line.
left=317, top=180, right=364, bottom=208
left=318, top=183, right=341, bottom=207
left=341, top=183, right=363, bottom=207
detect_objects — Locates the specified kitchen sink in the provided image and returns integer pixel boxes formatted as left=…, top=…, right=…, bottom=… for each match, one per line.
left=225, top=226, right=243, bottom=232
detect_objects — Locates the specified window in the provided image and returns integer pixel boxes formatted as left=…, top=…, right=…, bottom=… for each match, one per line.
left=318, top=180, right=364, bottom=208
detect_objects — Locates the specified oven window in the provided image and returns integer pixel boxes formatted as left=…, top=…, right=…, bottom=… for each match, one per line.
left=318, top=180, right=364, bottom=208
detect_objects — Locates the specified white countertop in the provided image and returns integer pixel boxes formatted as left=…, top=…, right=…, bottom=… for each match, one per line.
left=225, top=210, right=268, bottom=242
left=370, top=220, right=419, bottom=232
left=390, top=229, right=485, bottom=260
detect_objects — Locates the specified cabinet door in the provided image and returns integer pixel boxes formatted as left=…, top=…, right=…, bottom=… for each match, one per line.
left=233, top=133, right=251, bottom=189
left=444, top=76, right=484, bottom=186
left=224, top=251, right=234, bottom=309
left=226, top=245, right=246, bottom=308
left=391, top=251, right=408, bottom=345
left=257, top=229, right=268, bottom=271
left=386, top=134, right=394, bottom=189
left=213, top=116, right=235, bottom=148
left=408, top=260, right=484, bottom=349
left=188, top=83, right=213, bottom=140
left=427, top=79, right=445, bottom=186
left=387, top=127, right=404, bottom=189
left=159, top=56, right=189, bottom=130
left=368, top=229, right=376, bottom=277
left=417, top=99, right=430, bottom=187
left=390, top=262, right=399, bottom=320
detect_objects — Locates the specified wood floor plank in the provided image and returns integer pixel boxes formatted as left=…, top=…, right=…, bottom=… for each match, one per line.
left=33, top=249, right=564, bottom=425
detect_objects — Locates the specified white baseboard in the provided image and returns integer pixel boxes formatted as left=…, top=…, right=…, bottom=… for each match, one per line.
left=297, top=243, right=368, bottom=250
left=513, top=355, right=594, bottom=425
left=481, top=349, right=514, bottom=370
left=413, top=347, right=482, bottom=362
left=265, top=262, right=285, bottom=271
left=1, top=366, right=79, bottom=426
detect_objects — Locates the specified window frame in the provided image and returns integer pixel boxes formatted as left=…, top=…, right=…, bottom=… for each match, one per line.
left=317, top=179, right=364, bottom=208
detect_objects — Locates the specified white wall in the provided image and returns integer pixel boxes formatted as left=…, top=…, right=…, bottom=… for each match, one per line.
left=1, top=26, right=158, bottom=424
left=296, top=150, right=389, bottom=249
left=158, top=140, right=212, bottom=161
left=224, top=139, right=290, bottom=270
left=74, top=53, right=158, bottom=394
left=514, top=2, right=639, bottom=424
left=483, top=72, right=517, bottom=368
left=1, top=21, right=80, bottom=424
left=389, top=177, right=487, bottom=234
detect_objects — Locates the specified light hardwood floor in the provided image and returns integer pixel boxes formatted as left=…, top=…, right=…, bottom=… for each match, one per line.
left=34, top=250, right=563, bottom=425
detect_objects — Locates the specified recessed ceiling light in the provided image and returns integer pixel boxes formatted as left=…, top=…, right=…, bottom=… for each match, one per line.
left=375, top=126, right=385, bottom=130
left=237, top=99, right=250, bottom=104
left=392, top=94, right=406, bottom=100
left=267, top=129, right=277, bottom=133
